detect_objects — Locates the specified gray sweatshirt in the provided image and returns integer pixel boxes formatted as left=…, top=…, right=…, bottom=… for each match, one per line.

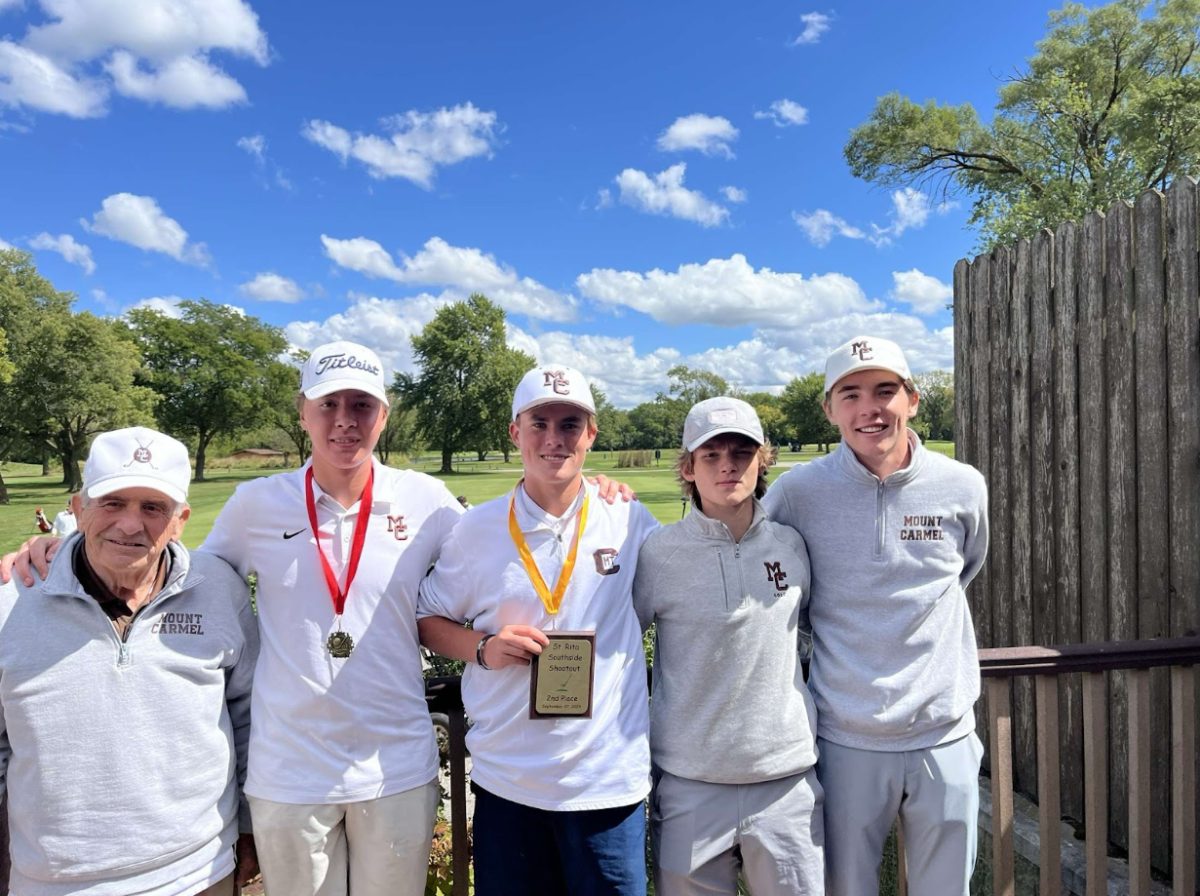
left=0, top=536, right=258, bottom=896
left=633, top=500, right=818, bottom=783
left=763, top=434, right=988, bottom=751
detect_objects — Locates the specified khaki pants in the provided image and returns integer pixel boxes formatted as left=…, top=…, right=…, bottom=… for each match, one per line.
left=249, top=781, right=439, bottom=896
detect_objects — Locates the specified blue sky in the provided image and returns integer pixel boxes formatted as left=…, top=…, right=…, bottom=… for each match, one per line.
left=2, top=0, right=1058, bottom=406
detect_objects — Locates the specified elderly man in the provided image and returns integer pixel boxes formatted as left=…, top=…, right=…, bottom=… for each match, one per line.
left=0, top=426, right=259, bottom=896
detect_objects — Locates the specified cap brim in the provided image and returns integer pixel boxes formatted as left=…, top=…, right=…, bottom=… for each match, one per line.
left=513, top=395, right=595, bottom=420
left=86, top=475, right=187, bottom=504
left=685, top=426, right=765, bottom=452
left=303, top=379, right=390, bottom=406
left=826, top=364, right=910, bottom=393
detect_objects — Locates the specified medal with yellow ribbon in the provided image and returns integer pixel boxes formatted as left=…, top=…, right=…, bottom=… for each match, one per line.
left=507, top=483, right=590, bottom=616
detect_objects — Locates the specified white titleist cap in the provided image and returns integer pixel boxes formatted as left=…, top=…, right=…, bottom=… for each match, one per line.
left=824, top=335, right=912, bottom=394
left=301, top=341, right=389, bottom=406
left=83, top=426, right=191, bottom=504
left=682, top=397, right=765, bottom=452
left=512, top=365, right=596, bottom=420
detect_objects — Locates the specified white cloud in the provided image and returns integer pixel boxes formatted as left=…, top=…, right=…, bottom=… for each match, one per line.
left=240, top=272, right=304, bottom=303
left=106, top=50, right=245, bottom=108
left=891, top=269, right=952, bottom=315
left=125, top=295, right=186, bottom=318
left=793, top=209, right=865, bottom=246
left=793, top=11, right=831, bottom=45
left=302, top=102, right=499, bottom=188
left=28, top=231, right=95, bottom=273
left=237, top=133, right=264, bottom=161
left=720, top=185, right=747, bottom=203
left=83, top=192, right=210, bottom=265
left=754, top=98, right=808, bottom=127
left=1, top=0, right=268, bottom=117
left=506, top=312, right=954, bottom=409
left=868, top=188, right=955, bottom=246
left=0, top=237, right=15, bottom=250
left=614, top=164, right=729, bottom=228
left=25, top=0, right=267, bottom=64
left=656, top=114, right=738, bottom=158
left=237, top=133, right=292, bottom=190
left=0, top=39, right=106, bottom=117
left=577, top=253, right=880, bottom=328
left=795, top=189, right=952, bottom=248
left=285, top=291, right=451, bottom=380
left=320, top=235, right=577, bottom=323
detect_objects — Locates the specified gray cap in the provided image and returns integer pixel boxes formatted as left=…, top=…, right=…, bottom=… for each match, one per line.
left=682, top=397, right=764, bottom=451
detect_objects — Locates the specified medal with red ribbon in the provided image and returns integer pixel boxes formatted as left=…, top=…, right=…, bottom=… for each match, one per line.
left=305, top=465, right=374, bottom=658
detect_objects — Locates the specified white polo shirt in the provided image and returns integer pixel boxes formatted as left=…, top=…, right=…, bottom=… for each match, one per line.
left=202, top=458, right=463, bottom=804
left=417, top=480, right=658, bottom=811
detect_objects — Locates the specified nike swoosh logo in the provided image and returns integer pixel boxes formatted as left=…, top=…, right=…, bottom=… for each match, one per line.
left=283, top=529, right=307, bottom=540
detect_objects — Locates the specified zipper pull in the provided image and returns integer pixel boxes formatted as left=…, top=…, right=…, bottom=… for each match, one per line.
left=117, top=642, right=131, bottom=668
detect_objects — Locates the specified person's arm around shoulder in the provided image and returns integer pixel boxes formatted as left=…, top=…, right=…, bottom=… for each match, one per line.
left=0, top=535, right=61, bottom=587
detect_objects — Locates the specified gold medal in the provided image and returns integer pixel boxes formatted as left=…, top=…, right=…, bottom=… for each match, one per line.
left=327, top=630, right=354, bottom=658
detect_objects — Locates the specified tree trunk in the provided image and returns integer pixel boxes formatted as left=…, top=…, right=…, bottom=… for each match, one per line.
left=440, top=445, right=454, bottom=475
left=502, top=445, right=511, bottom=463
left=476, top=450, right=487, bottom=462
left=63, top=457, right=83, bottom=492
left=194, top=436, right=208, bottom=482
left=40, top=446, right=50, bottom=477
left=0, top=472, right=9, bottom=505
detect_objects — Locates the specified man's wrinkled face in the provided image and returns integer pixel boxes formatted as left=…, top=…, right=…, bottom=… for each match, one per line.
left=78, top=487, right=188, bottom=581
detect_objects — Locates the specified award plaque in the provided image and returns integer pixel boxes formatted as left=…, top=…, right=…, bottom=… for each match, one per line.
left=529, top=631, right=596, bottom=719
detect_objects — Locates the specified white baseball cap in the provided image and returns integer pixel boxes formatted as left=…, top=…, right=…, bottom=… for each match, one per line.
left=824, top=335, right=912, bottom=394
left=301, top=341, right=389, bottom=406
left=512, top=365, right=596, bottom=420
left=83, top=427, right=191, bottom=504
left=682, top=397, right=765, bottom=451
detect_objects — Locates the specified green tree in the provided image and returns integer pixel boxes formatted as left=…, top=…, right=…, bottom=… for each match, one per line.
left=591, top=387, right=633, bottom=452
left=665, top=365, right=730, bottom=406
left=394, top=294, right=533, bottom=474
left=780, top=373, right=839, bottom=452
left=914, top=370, right=955, bottom=441
left=127, top=300, right=289, bottom=481
left=376, top=403, right=420, bottom=465
left=0, top=250, right=70, bottom=500
left=742, top=391, right=788, bottom=446
left=264, top=351, right=309, bottom=465
left=43, top=313, right=158, bottom=491
left=845, top=0, right=1200, bottom=247
left=627, top=400, right=681, bottom=450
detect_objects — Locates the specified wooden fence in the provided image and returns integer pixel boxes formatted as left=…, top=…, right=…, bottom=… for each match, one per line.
left=952, top=176, right=1200, bottom=873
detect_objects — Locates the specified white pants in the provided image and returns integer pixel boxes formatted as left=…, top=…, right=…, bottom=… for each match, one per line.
left=248, top=780, right=440, bottom=896
left=818, top=733, right=983, bottom=896
left=650, top=768, right=825, bottom=896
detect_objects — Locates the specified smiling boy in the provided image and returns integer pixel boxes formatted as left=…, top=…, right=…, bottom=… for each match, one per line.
left=417, top=364, right=658, bottom=896
left=762, top=336, right=989, bottom=896
left=633, top=397, right=823, bottom=896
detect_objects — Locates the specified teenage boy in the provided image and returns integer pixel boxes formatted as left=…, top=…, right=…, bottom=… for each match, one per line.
left=762, top=336, right=988, bottom=896
left=417, top=364, right=658, bottom=896
left=633, top=397, right=823, bottom=896
left=201, top=341, right=464, bottom=896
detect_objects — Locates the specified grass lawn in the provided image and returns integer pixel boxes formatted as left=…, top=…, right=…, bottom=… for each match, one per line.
left=0, top=441, right=956, bottom=552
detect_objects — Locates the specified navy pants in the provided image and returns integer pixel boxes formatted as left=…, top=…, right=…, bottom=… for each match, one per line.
left=471, top=784, right=646, bottom=896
